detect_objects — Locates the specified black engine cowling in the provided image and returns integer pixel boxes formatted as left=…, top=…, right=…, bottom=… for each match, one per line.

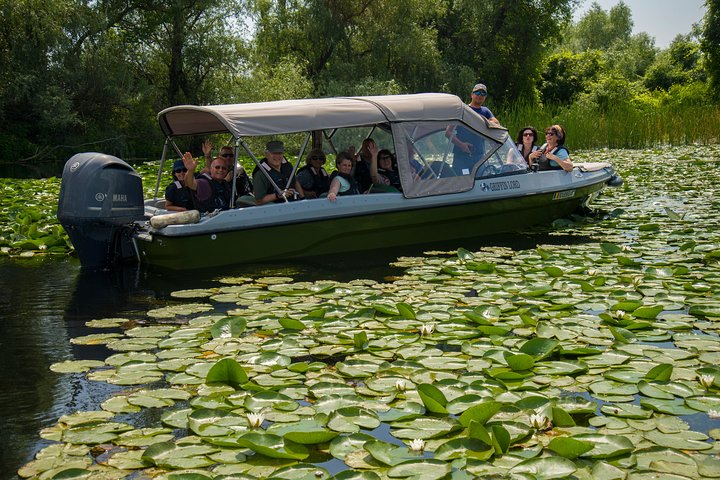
left=57, top=153, right=145, bottom=269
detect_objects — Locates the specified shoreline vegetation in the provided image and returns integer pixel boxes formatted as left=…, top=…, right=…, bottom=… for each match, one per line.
left=2, top=1, right=719, bottom=166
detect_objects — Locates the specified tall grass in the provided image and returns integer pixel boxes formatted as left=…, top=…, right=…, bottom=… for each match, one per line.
left=501, top=101, right=720, bottom=149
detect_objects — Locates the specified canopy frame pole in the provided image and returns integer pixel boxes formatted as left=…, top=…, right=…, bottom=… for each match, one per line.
left=240, top=138, right=289, bottom=202
left=154, top=139, right=171, bottom=200
left=286, top=132, right=311, bottom=191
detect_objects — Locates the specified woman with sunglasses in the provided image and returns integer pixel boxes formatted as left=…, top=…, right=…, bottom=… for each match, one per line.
left=164, top=159, right=194, bottom=211
left=515, top=126, right=539, bottom=165
left=296, top=148, right=330, bottom=199
left=528, top=124, right=574, bottom=172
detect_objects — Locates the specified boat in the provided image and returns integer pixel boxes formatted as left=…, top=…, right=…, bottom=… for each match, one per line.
left=57, top=93, right=622, bottom=270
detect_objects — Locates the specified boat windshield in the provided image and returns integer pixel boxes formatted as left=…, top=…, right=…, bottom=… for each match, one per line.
left=394, top=121, right=526, bottom=198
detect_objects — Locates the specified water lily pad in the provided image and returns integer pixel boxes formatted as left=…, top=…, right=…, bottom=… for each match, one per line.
left=206, top=358, right=248, bottom=387
left=509, top=456, right=578, bottom=479
left=573, top=433, right=634, bottom=459
left=235, top=432, right=309, bottom=459
left=142, top=441, right=217, bottom=469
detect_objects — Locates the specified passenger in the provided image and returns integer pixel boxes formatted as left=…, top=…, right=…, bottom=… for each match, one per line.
left=444, top=83, right=499, bottom=175
left=253, top=140, right=305, bottom=205
left=516, top=126, right=539, bottom=166
left=296, top=148, right=330, bottom=199
left=353, top=138, right=376, bottom=193
left=528, top=125, right=574, bottom=172
left=182, top=153, right=238, bottom=212
left=164, top=159, right=194, bottom=211
left=327, top=152, right=360, bottom=201
left=201, top=142, right=253, bottom=196
left=371, top=149, right=402, bottom=191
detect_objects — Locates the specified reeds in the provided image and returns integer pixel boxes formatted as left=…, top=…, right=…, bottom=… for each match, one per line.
left=501, top=101, right=720, bottom=149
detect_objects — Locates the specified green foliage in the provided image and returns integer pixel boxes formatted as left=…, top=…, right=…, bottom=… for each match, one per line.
left=539, top=50, right=604, bottom=104
left=564, top=1, right=633, bottom=51
left=703, top=0, right=720, bottom=99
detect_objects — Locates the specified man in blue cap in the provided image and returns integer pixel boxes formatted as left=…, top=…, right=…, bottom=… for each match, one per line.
left=164, top=159, right=194, bottom=211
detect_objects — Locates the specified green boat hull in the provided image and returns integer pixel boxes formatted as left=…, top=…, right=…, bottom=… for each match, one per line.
left=134, top=183, right=602, bottom=270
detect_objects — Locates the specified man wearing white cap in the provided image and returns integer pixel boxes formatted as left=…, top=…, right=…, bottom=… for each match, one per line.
left=468, top=83, right=499, bottom=125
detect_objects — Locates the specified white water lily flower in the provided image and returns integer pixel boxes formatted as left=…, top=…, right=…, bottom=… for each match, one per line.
left=395, top=379, right=408, bottom=392
left=419, top=323, right=435, bottom=336
left=699, top=374, right=715, bottom=389
left=613, top=310, right=626, bottom=320
left=587, top=268, right=598, bottom=276
left=529, top=413, right=551, bottom=430
left=408, top=439, right=426, bottom=452
left=708, top=410, right=720, bottom=419
left=247, top=412, right=265, bottom=428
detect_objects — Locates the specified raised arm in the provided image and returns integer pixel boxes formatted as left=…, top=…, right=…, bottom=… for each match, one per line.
left=182, top=153, right=199, bottom=190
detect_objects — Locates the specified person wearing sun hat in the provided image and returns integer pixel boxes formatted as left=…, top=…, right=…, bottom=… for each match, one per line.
left=164, top=158, right=194, bottom=211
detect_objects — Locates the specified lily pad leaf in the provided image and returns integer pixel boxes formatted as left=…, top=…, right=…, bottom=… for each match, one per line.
left=206, top=358, right=248, bottom=388
left=396, top=302, right=416, bottom=319
left=267, top=418, right=339, bottom=444
left=600, top=243, right=622, bottom=254
left=519, top=338, right=559, bottom=360
left=363, top=439, right=417, bottom=466
left=210, top=316, right=247, bottom=338
left=509, top=456, right=578, bottom=478
left=640, top=397, right=697, bottom=415
left=632, top=305, right=664, bottom=319
left=458, top=401, right=502, bottom=427
left=416, top=383, right=448, bottom=414
left=279, top=318, right=305, bottom=330
left=504, top=352, right=535, bottom=371
left=573, top=433, right=634, bottom=459
left=235, top=432, right=309, bottom=459
left=141, top=441, right=216, bottom=469
left=645, top=364, right=673, bottom=381
left=547, top=437, right=594, bottom=459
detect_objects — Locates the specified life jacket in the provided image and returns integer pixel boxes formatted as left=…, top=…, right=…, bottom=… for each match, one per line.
left=331, top=171, right=360, bottom=196
left=297, top=165, right=330, bottom=195
left=536, top=145, right=569, bottom=171
left=516, top=143, right=539, bottom=163
left=165, top=180, right=194, bottom=210
left=192, top=173, right=236, bottom=212
left=378, top=167, right=402, bottom=191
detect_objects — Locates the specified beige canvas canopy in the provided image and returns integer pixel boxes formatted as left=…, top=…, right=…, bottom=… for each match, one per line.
left=157, top=93, right=507, bottom=143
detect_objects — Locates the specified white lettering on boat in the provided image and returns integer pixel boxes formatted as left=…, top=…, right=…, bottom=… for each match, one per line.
left=113, top=193, right=128, bottom=202
left=552, top=190, right=576, bottom=200
left=487, top=180, right=521, bottom=192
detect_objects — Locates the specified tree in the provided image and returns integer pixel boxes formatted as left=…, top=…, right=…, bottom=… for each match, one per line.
left=565, top=1, right=632, bottom=51
left=538, top=50, right=604, bottom=104
left=703, top=0, right=720, bottom=98
left=436, top=0, right=578, bottom=103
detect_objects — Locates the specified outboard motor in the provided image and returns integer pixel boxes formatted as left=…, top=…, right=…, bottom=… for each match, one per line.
left=57, top=153, right=145, bottom=269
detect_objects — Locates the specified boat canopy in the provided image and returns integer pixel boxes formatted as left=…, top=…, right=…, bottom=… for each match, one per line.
left=157, top=93, right=507, bottom=143
left=157, top=93, right=521, bottom=199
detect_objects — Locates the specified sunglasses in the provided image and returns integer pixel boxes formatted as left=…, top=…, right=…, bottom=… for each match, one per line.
left=545, top=131, right=557, bottom=136
left=174, top=168, right=188, bottom=173
left=310, top=156, right=325, bottom=161
left=523, top=132, right=534, bottom=137
left=379, top=155, right=391, bottom=160
left=213, top=165, right=229, bottom=171
left=473, top=91, right=487, bottom=96
left=220, top=153, right=234, bottom=158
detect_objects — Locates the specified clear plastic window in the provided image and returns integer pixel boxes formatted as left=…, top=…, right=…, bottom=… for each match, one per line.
left=475, top=137, right=528, bottom=179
